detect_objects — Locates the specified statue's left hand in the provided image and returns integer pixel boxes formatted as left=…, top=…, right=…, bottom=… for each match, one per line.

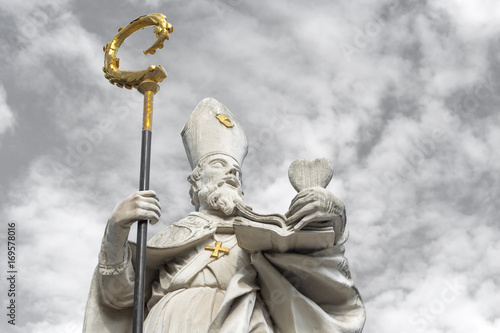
left=285, top=187, right=345, bottom=232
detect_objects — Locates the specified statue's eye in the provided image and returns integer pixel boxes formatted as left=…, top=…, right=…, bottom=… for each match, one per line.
left=211, top=161, right=224, bottom=168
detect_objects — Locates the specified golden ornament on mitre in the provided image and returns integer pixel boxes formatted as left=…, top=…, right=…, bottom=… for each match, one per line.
left=181, top=98, right=248, bottom=169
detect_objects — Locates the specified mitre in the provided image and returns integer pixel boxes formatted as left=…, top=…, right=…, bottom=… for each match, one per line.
left=181, top=97, right=248, bottom=169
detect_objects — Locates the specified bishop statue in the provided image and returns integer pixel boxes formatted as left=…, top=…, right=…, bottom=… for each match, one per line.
left=84, top=98, right=366, bottom=332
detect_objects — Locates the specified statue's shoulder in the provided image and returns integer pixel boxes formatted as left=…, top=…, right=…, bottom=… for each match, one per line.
left=148, top=212, right=215, bottom=248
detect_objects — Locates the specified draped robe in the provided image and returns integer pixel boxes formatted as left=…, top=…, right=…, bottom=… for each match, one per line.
left=83, top=212, right=365, bottom=332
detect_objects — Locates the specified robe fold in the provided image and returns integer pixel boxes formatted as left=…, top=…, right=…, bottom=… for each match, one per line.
left=83, top=212, right=365, bottom=332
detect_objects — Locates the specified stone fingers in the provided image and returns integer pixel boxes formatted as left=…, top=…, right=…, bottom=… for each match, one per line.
left=293, top=211, right=327, bottom=231
left=286, top=192, right=316, bottom=219
left=288, top=188, right=314, bottom=209
left=135, top=201, right=161, bottom=224
left=286, top=202, right=318, bottom=226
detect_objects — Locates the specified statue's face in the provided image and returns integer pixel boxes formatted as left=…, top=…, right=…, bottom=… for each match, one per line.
left=194, top=154, right=244, bottom=215
left=198, top=154, right=242, bottom=188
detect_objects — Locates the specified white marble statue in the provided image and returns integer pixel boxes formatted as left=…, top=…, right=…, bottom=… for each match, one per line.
left=83, top=98, right=365, bottom=332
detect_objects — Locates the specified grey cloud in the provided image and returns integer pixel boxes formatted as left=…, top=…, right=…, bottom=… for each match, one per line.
left=1, top=1, right=499, bottom=332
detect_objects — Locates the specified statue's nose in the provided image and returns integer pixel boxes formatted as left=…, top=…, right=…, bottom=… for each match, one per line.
left=227, top=167, right=240, bottom=178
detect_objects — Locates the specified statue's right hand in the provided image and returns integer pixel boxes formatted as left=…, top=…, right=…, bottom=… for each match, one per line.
left=108, top=190, right=161, bottom=229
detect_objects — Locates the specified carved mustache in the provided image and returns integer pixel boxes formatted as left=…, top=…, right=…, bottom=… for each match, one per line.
left=216, top=176, right=241, bottom=188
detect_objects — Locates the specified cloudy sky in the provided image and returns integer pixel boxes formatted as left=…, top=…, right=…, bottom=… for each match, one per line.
left=0, top=0, right=499, bottom=332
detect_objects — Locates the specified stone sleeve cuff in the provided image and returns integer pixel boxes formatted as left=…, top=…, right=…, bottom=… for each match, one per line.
left=98, top=243, right=132, bottom=276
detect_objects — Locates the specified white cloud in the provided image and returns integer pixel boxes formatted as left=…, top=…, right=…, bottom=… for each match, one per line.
left=432, top=0, right=500, bottom=38
left=0, top=84, right=15, bottom=136
left=2, top=157, right=106, bottom=331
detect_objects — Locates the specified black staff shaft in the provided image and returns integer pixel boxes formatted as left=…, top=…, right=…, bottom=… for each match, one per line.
left=133, top=82, right=159, bottom=333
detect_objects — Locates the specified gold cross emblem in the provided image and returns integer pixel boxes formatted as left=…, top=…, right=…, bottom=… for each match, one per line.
left=205, top=241, right=230, bottom=258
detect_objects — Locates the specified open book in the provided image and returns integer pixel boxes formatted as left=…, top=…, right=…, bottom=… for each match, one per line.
left=233, top=203, right=335, bottom=253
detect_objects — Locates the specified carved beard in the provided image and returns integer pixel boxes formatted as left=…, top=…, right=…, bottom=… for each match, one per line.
left=198, top=177, right=244, bottom=215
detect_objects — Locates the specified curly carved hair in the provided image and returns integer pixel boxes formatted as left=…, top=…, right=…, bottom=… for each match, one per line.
left=187, top=160, right=205, bottom=211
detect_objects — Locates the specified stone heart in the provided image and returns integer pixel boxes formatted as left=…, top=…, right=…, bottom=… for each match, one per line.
left=288, top=158, right=333, bottom=192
